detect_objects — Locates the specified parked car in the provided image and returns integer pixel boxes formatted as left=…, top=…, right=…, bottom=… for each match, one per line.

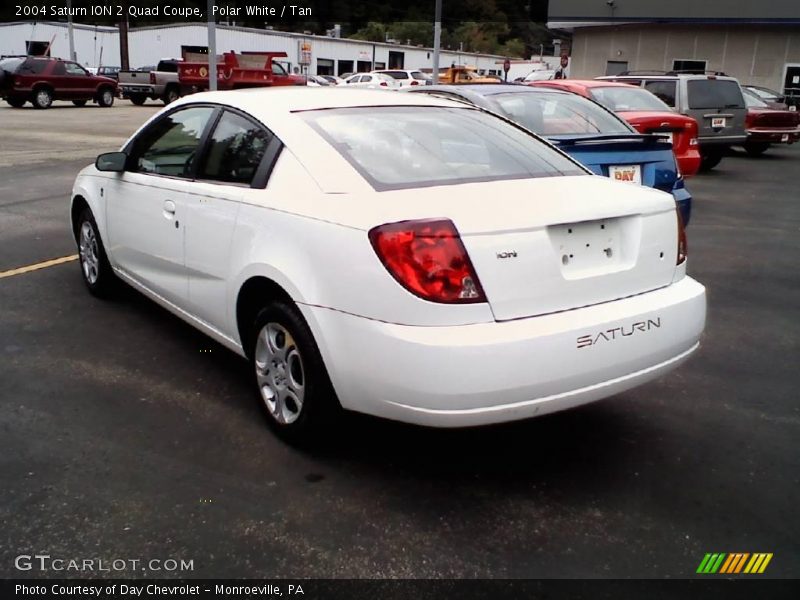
left=96, top=66, right=120, bottom=81
left=319, top=75, right=344, bottom=86
left=0, top=56, right=117, bottom=109
left=304, top=74, right=332, bottom=86
left=373, top=69, right=431, bottom=87
left=343, top=72, right=399, bottom=89
left=597, top=72, right=747, bottom=171
left=739, top=88, right=800, bottom=155
left=118, top=59, right=182, bottom=105
left=409, top=84, right=692, bottom=225
left=531, top=79, right=701, bottom=177
left=742, top=84, right=794, bottom=110
left=71, top=88, right=705, bottom=442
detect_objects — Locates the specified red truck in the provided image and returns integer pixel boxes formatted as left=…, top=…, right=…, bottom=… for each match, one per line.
left=177, top=51, right=305, bottom=93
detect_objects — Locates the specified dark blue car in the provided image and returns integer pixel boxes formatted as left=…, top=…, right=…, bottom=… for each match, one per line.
left=409, top=84, right=692, bottom=225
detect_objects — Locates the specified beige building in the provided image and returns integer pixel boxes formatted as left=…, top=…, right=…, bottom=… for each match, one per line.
left=548, top=1, right=800, bottom=95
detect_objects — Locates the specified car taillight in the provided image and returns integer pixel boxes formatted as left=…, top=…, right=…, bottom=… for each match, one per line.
left=379, top=81, right=388, bottom=87
left=410, top=80, right=419, bottom=85
left=369, top=219, right=486, bottom=304
left=676, top=208, right=687, bottom=266
left=149, top=72, right=155, bottom=84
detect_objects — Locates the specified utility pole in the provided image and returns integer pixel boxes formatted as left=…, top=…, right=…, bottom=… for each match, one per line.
left=118, top=1, right=129, bottom=70
left=207, top=0, right=217, bottom=91
left=432, top=0, right=442, bottom=84
left=66, top=0, right=76, bottom=61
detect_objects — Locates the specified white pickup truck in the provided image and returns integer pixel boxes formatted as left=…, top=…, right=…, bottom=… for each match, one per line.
left=118, top=59, right=181, bottom=105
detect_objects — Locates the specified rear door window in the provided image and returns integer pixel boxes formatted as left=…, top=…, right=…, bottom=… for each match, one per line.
left=687, top=79, right=745, bottom=109
left=643, top=80, right=677, bottom=107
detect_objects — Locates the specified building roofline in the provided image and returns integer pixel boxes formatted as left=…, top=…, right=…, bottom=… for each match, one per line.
left=0, top=20, right=118, bottom=32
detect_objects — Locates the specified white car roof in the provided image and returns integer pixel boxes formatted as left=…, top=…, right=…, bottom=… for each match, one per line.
left=162, top=87, right=473, bottom=193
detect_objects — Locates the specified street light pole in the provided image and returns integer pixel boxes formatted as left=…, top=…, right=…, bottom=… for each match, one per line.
left=432, top=0, right=442, bottom=84
left=67, top=0, right=76, bottom=61
left=207, top=0, right=217, bottom=91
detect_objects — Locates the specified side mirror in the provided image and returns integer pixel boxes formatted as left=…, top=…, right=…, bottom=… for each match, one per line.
left=95, top=151, right=127, bottom=172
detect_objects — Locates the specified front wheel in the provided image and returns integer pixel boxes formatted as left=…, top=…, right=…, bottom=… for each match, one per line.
left=32, top=87, right=53, bottom=109
left=97, top=88, right=115, bottom=107
left=250, top=301, right=340, bottom=444
left=76, top=209, right=115, bottom=296
left=744, top=142, right=770, bottom=157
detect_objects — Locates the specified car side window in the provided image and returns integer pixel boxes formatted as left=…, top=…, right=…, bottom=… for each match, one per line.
left=199, top=111, right=274, bottom=185
left=129, top=106, right=215, bottom=178
left=51, top=61, right=66, bottom=76
left=20, top=59, right=48, bottom=74
left=65, top=62, right=89, bottom=76
left=643, top=80, right=677, bottom=107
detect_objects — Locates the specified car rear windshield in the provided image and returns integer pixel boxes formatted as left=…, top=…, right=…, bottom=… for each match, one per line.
left=589, top=86, right=671, bottom=112
left=382, top=71, right=408, bottom=79
left=687, top=79, right=745, bottom=109
left=156, top=61, right=179, bottom=73
left=411, top=72, right=429, bottom=80
left=300, top=106, right=585, bottom=191
left=490, top=92, right=633, bottom=136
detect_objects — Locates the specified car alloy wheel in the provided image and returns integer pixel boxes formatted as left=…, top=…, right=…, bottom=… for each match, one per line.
left=99, top=89, right=114, bottom=107
left=254, top=322, right=305, bottom=425
left=79, top=221, right=100, bottom=285
left=33, top=88, right=52, bottom=109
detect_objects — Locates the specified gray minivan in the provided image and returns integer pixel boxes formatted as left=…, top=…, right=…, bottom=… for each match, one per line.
left=598, top=73, right=747, bottom=171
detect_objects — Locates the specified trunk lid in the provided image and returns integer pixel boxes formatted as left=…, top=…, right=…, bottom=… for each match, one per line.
left=337, top=175, right=680, bottom=322
left=548, top=133, right=678, bottom=193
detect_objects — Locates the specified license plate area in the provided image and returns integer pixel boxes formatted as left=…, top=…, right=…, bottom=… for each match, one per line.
left=608, top=164, right=642, bottom=185
left=549, top=218, right=623, bottom=279
left=711, top=116, right=726, bottom=128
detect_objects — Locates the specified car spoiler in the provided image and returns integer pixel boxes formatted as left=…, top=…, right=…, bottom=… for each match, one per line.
left=548, top=133, right=669, bottom=146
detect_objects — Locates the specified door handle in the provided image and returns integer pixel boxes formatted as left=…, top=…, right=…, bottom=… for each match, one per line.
left=163, top=199, right=176, bottom=217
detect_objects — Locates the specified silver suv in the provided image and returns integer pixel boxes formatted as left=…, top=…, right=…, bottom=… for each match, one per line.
left=598, top=72, right=747, bottom=170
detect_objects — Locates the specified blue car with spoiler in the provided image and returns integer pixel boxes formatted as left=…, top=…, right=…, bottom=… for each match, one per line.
left=408, top=84, right=692, bottom=225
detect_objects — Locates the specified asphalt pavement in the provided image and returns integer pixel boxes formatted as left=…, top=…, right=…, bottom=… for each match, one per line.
left=0, top=101, right=798, bottom=579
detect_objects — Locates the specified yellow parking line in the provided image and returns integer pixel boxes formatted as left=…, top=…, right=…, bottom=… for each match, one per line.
left=0, top=254, right=78, bottom=279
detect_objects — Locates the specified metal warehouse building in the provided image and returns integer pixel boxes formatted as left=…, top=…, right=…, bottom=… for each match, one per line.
left=548, top=0, right=800, bottom=95
left=0, top=21, right=509, bottom=77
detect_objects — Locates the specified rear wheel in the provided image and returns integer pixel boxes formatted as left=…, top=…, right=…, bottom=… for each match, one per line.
left=76, top=208, right=115, bottom=297
left=72, top=99, right=87, bottom=107
left=97, top=87, right=114, bottom=107
left=32, top=87, right=53, bottom=109
left=128, top=94, right=147, bottom=106
left=250, top=301, right=340, bottom=444
left=744, top=142, right=770, bottom=157
left=6, top=97, right=25, bottom=108
left=699, top=150, right=723, bottom=171
left=162, top=86, right=179, bottom=105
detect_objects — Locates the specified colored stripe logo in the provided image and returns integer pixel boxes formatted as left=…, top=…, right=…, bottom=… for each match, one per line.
left=697, top=553, right=773, bottom=574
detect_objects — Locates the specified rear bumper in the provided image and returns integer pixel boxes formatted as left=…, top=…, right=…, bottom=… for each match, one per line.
left=745, top=128, right=800, bottom=144
left=304, top=276, right=706, bottom=427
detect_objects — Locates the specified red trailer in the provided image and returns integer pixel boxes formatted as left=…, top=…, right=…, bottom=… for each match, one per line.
left=178, top=51, right=305, bottom=93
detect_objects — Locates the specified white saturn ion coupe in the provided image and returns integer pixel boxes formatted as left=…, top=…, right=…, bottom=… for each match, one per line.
left=70, top=88, right=706, bottom=442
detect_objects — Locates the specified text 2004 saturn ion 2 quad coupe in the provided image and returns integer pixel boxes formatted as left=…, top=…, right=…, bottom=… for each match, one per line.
left=70, top=88, right=706, bottom=442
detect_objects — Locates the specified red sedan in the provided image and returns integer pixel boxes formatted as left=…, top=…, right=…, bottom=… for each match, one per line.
left=530, top=80, right=701, bottom=177
left=741, top=88, right=800, bottom=156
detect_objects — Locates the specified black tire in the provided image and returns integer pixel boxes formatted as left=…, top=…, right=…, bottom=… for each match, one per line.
left=250, top=300, right=340, bottom=444
left=6, top=97, right=25, bottom=108
left=97, top=87, right=115, bottom=107
left=129, top=94, right=147, bottom=106
left=72, top=99, right=87, bottom=107
left=699, top=151, right=723, bottom=172
left=32, top=87, right=53, bottom=109
left=75, top=208, right=116, bottom=297
left=162, top=86, right=180, bottom=105
left=744, top=142, right=770, bottom=157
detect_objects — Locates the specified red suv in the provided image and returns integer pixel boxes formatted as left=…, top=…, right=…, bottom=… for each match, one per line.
left=0, top=56, right=117, bottom=109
